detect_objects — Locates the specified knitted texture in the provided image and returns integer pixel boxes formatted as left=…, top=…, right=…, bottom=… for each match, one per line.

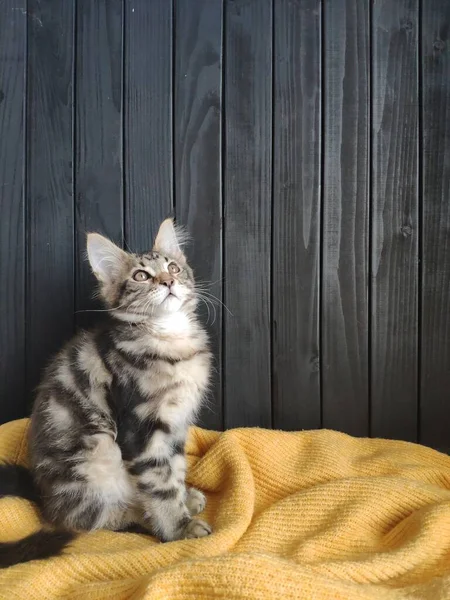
left=0, top=419, right=450, bottom=599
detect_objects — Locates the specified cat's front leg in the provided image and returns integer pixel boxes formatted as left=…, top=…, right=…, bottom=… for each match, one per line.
left=129, top=453, right=212, bottom=541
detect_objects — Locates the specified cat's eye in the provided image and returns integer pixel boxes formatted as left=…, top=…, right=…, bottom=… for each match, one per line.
left=133, top=270, right=150, bottom=282
left=168, top=263, right=181, bottom=275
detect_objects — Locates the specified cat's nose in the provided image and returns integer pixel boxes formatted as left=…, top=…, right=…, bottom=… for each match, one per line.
left=158, top=272, right=174, bottom=287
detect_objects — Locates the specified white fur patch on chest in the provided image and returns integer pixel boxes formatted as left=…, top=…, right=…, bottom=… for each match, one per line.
left=134, top=352, right=210, bottom=429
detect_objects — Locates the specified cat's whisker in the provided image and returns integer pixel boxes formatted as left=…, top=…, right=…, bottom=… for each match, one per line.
left=75, top=301, right=129, bottom=314
left=207, top=297, right=217, bottom=326
left=195, top=289, right=233, bottom=316
left=205, top=297, right=213, bottom=326
left=198, top=296, right=211, bottom=325
left=196, top=293, right=217, bottom=327
left=194, top=277, right=225, bottom=288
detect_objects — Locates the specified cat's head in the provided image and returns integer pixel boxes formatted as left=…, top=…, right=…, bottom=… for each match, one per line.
left=86, top=219, right=196, bottom=320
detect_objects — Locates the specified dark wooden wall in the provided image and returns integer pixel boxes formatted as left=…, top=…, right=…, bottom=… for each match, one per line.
left=1, top=0, right=449, bottom=450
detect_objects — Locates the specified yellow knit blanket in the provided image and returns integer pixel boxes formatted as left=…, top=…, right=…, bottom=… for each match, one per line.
left=1, top=419, right=450, bottom=599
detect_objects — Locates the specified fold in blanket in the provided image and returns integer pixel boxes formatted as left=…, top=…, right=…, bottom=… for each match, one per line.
left=1, top=419, right=450, bottom=599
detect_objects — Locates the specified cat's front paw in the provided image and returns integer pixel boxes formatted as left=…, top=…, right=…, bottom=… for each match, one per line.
left=183, top=518, right=212, bottom=539
left=185, top=487, right=206, bottom=516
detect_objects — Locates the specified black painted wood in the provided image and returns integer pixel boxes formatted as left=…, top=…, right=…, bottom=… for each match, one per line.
left=26, top=0, right=75, bottom=402
left=420, top=0, right=450, bottom=452
left=75, top=0, right=124, bottom=328
left=223, top=0, right=273, bottom=429
left=0, top=0, right=26, bottom=421
left=0, top=0, right=449, bottom=448
left=371, top=0, right=419, bottom=441
left=322, top=0, right=370, bottom=436
left=272, top=0, right=321, bottom=431
left=174, top=0, right=224, bottom=430
left=124, top=0, right=173, bottom=251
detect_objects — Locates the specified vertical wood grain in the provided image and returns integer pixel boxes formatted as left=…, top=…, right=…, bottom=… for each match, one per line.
left=371, top=0, right=419, bottom=441
left=174, top=0, right=224, bottom=430
left=124, top=0, right=173, bottom=252
left=26, top=0, right=75, bottom=400
left=0, top=0, right=26, bottom=421
left=420, top=0, right=450, bottom=451
left=322, top=0, right=370, bottom=436
left=272, top=0, right=321, bottom=431
left=2, top=0, right=449, bottom=440
left=224, top=0, right=272, bottom=428
left=75, top=0, right=123, bottom=326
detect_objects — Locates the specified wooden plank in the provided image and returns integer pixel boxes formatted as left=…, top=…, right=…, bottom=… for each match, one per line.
left=26, top=0, right=75, bottom=402
left=0, top=0, right=26, bottom=422
left=420, top=0, right=450, bottom=451
left=272, top=0, right=321, bottom=431
left=371, top=0, right=419, bottom=441
left=124, top=0, right=173, bottom=251
left=322, top=0, right=370, bottom=436
left=75, top=0, right=123, bottom=327
left=174, top=0, right=224, bottom=430
left=224, top=0, right=272, bottom=428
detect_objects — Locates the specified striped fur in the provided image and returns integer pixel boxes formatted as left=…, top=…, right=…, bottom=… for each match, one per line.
left=27, top=219, right=212, bottom=543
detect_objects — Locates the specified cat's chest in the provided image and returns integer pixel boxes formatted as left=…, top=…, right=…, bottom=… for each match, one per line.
left=170, top=353, right=210, bottom=391
left=134, top=353, right=210, bottom=422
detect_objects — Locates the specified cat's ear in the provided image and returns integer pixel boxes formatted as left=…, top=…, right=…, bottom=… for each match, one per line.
left=153, top=218, right=187, bottom=263
left=87, top=233, right=130, bottom=283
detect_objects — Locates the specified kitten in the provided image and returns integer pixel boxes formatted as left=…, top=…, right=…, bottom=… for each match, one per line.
left=0, top=219, right=212, bottom=567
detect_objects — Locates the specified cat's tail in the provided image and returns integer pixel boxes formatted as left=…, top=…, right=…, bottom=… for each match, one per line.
left=0, top=463, right=75, bottom=567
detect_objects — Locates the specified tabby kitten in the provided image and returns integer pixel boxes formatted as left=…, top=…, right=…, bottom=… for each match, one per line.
left=0, top=219, right=212, bottom=567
